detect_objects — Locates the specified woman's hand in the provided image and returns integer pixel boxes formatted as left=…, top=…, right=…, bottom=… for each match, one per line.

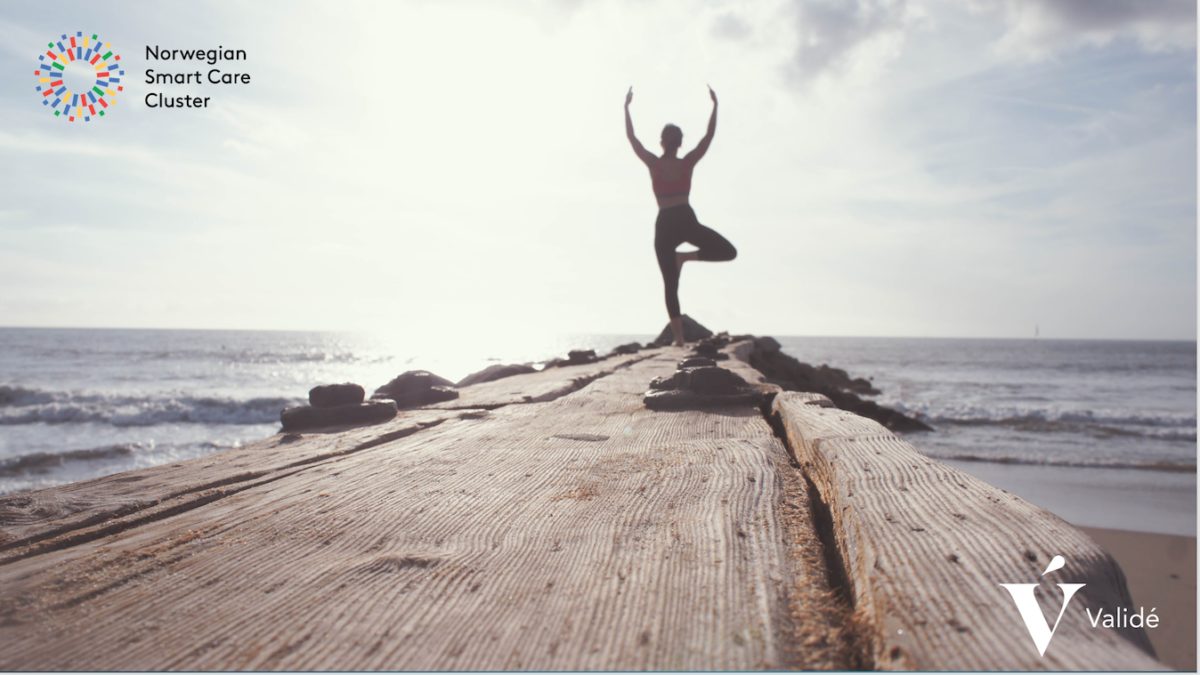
left=626, top=86, right=634, bottom=107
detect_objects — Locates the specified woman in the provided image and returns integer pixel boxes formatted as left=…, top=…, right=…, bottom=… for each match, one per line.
left=625, top=85, right=737, bottom=346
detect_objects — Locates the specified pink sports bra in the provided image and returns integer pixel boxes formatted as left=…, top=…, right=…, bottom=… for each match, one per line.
left=649, top=157, right=695, bottom=199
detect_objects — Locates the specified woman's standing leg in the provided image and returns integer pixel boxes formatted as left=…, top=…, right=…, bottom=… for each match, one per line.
left=656, top=231, right=682, bottom=319
left=655, top=212, right=686, bottom=345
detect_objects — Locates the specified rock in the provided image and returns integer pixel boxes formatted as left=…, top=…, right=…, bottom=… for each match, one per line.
left=850, top=377, right=879, bottom=396
left=745, top=337, right=931, bottom=432
left=372, top=370, right=459, bottom=408
left=753, top=336, right=781, bottom=354
left=644, top=361, right=764, bottom=410
left=651, top=314, right=713, bottom=346
left=707, top=333, right=732, bottom=348
left=308, top=383, right=365, bottom=408
left=690, top=340, right=729, bottom=361
left=456, top=363, right=536, bottom=387
left=685, top=366, right=749, bottom=395
left=569, top=349, right=596, bottom=363
left=611, top=342, right=642, bottom=355
left=644, top=388, right=762, bottom=411
left=379, top=369, right=454, bottom=390
left=555, top=349, right=597, bottom=367
left=649, top=372, right=685, bottom=390
left=280, top=400, right=396, bottom=431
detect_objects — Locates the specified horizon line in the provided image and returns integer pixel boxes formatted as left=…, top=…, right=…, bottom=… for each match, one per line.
left=0, top=324, right=1194, bottom=343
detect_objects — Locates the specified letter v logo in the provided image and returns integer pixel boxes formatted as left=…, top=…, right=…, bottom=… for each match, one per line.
left=1000, top=555, right=1086, bottom=657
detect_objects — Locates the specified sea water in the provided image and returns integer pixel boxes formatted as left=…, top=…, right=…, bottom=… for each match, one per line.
left=775, top=337, right=1196, bottom=472
left=0, top=328, right=1194, bottom=533
left=777, top=336, right=1196, bottom=535
left=0, top=327, right=641, bottom=495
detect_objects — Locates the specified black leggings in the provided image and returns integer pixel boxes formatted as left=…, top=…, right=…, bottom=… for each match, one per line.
left=655, top=204, right=736, bottom=319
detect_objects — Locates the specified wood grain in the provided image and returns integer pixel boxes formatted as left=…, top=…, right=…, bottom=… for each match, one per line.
left=3, top=341, right=1157, bottom=670
left=0, top=349, right=850, bottom=670
left=771, top=391, right=1164, bottom=670
left=0, top=354, right=649, bottom=559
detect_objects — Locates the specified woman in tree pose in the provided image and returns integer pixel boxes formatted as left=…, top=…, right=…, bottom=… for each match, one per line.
left=625, top=85, right=736, bottom=346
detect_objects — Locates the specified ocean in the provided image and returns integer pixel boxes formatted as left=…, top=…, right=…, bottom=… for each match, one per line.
left=1, top=328, right=1194, bottom=533
left=775, top=336, right=1196, bottom=473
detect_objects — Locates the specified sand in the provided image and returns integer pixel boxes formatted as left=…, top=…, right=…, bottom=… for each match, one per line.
left=945, top=459, right=1196, bottom=537
left=1081, top=526, right=1196, bottom=671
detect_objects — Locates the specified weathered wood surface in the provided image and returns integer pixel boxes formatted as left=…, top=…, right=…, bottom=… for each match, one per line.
left=0, top=353, right=649, bottom=560
left=771, top=391, right=1164, bottom=670
left=2, top=341, right=1162, bottom=671
left=0, top=349, right=853, bottom=670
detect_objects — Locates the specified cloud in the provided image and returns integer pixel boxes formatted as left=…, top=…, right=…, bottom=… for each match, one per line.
left=774, top=0, right=1194, bottom=86
left=0, top=17, right=46, bottom=62
left=711, top=11, right=753, bottom=41
left=991, top=0, right=1196, bottom=59
left=786, top=0, right=912, bottom=83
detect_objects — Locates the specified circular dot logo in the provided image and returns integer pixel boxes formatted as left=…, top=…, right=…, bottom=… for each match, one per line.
left=34, top=31, right=125, bottom=123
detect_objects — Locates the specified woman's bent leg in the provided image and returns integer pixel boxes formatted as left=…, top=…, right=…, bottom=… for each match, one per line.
left=686, top=222, right=737, bottom=262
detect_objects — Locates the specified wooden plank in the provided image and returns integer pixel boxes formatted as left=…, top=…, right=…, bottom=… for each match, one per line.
left=771, top=391, right=1164, bottom=670
left=0, top=353, right=649, bottom=558
left=0, top=350, right=851, bottom=670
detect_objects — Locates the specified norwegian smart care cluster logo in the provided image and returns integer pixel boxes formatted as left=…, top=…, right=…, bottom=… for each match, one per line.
left=34, top=31, right=125, bottom=123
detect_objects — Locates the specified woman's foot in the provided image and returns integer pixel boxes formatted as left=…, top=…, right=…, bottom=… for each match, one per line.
left=670, top=316, right=686, bottom=346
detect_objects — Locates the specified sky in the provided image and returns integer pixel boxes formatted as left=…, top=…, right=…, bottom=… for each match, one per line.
left=0, top=0, right=1195, bottom=340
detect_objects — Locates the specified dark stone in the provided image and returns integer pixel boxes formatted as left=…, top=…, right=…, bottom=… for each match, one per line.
left=308, top=383, right=365, bottom=408
left=754, top=336, right=781, bottom=354
left=850, top=377, right=879, bottom=396
left=651, top=314, right=713, bottom=346
left=456, top=363, right=537, bottom=387
left=745, top=337, right=932, bottom=432
left=685, top=366, right=750, bottom=395
left=611, top=342, right=642, bottom=355
left=705, top=333, right=732, bottom=349
left=649, top=372, right=684, bottom=390
left=552, top=345, right=600, bottom=367
left=643, top=359, right=762, bottom=410
left=372, top=370, right=459, bottom=408
left=644, top=388, right=762, bottom=411
left=678, top=357, right=716, bottom=369
left=280, top=400, right=396, bottom=431
left=690, top=340, right=730, bottom=361
left=569, top=349, right=596, bottom=363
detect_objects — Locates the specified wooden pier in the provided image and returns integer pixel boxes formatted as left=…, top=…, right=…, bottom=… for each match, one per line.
left=0, top=342, right=1163, bottom=670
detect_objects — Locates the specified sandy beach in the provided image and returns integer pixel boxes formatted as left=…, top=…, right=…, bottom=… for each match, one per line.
left=1081, top=526, right=1196, bottom=671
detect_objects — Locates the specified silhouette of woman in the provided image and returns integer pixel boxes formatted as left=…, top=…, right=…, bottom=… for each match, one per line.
left=625, top=85, right=736, bottom=346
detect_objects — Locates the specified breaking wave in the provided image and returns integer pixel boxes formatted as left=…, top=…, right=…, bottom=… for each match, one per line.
left=894, top=401, right=1197, bottom=442
left=0, top=444, right=138, bottom=477
left=0, top=385, right=297, bottom=427
left=930, top=451, right=1196, bottom=473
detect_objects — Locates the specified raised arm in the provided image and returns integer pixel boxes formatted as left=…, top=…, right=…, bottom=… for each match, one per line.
left=685, top=86, right=718, bottom=164
left=624, top=87, right=655, bottom=165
